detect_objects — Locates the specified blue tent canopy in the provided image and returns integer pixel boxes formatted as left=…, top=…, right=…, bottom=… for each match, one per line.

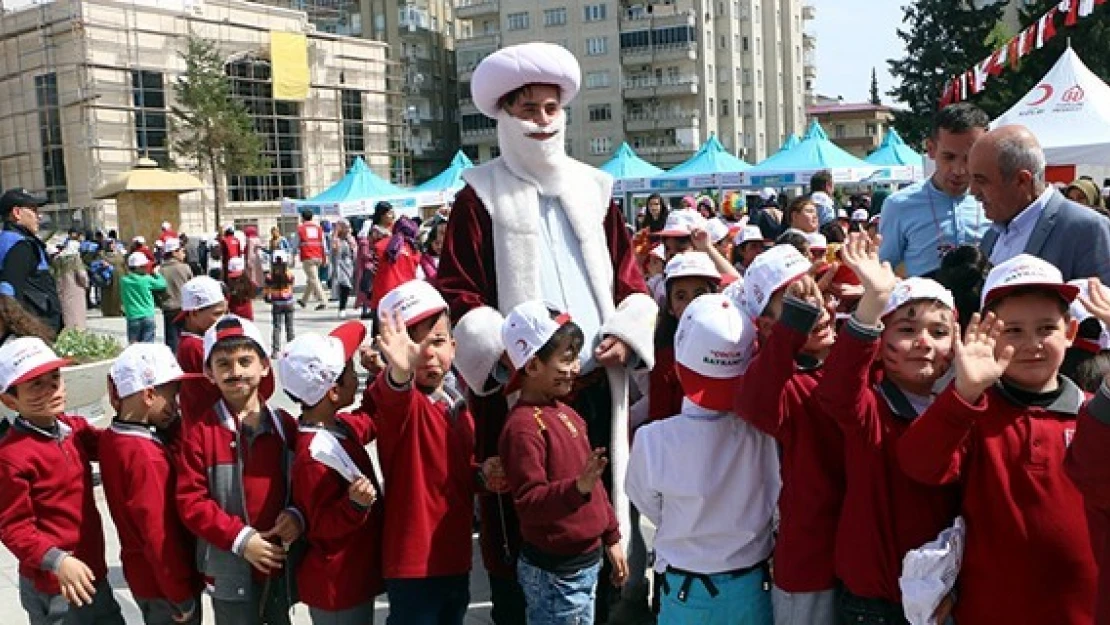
left=281, top=157, right=417, bottom=217
left=778, top=133, right=801, bottom=153
left=746, top=121, right=875, bottom=185
left=413, top=151, right=474, bottom=193
left=600, top=142, right=664, bottom=179
left=865, top=128, right=924, bottom=167
left=664, top=134, right=752, bottom=177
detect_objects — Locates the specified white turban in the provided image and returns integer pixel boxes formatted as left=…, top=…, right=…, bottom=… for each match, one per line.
left=471, top=42, right=581, bottom=119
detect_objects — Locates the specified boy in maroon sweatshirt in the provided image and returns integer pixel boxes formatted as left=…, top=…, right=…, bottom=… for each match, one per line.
left=176, top=315, right=304, bottom=625
left=175, top=276, right=228, bottom=419
left=498, top=300, right=628, bottom=625
left=816, top=235, right=960, bottom=623
left=899, top=254, right=1097, bottom=625
left=0, top=337, right=125, bottom=625
left=370, top=280, right=507, bottom=624
left=734, top=244, right=843, bottom=625
left=279, top=321, right=384, bottom=624
left=102, top=343, right=204, bottom=624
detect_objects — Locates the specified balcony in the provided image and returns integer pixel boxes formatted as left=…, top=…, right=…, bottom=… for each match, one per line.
left=622, top=75, right=699, bottom=99
left=457, top=32, right=501, bottom=52
left=455, top=0, right=499, bottom=19
left=804, top=63, right=817, bottom=81
left=624, top=109, right=700, bottom=132
left=620, top=41, right=698, bottom=65
left=619, top=5, right=695, bottom=31
left=461, top=127, right=496, bottom=145
left=459, top=98, right=478, bottom=113
left=803, top=32, right=816, bottom=50
left=802, top=3, right=816, bottom=21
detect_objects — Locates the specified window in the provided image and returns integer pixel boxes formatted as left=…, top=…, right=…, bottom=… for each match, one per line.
left=586, top=36, right=608, bottom=56
left=341, top=89, right=365, bottom=167
left=709, top=97, right=714, bottom=116
left=583, top=4, right=606, bottom=21
left=744, top=100, right=753, bottom=116
left=720, top=35, right=726, bottom=48
left=34, top=73, right=67, bottom=205
left=132, top=70, right=169, bottom=167
left=742, top=36, right=749, bottom=51
left=866, top=123, right=878, bottom=137
left=589, top=136, right=612, bottom=154
left=544, top=7, right=567, bottom=26
left=742, top=69, right=752, bottom=86
left=721, top=100, right=729, bottom=116
left=226, top=56, right=304, bottom=202
left=758, top=101, right=763, bottom=118
left=461, top=113, right=496, bottom=133
left=835, top=124, right=846, bottom=139
left=588, top=103, right=612, bottom=122
left=585, top=70, right=610, bottom=89
left=507, top=12, right=530, bottom=30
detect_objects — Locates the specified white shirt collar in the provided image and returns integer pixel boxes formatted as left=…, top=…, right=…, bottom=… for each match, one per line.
left=996, top=187, right=1054, bottom=235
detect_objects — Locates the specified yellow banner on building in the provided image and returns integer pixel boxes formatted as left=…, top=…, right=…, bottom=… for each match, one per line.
left=271, top=31, right=309, bottom=101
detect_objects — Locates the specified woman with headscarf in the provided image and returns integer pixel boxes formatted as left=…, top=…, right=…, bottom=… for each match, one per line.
left=52, top=240, right=88, bottom=330
left=244, top=224, right=265, bottom=295
left=1066, top=178, right=1108, bottom=215
left=369, top=216, right=422, bottom=315
left=331, top=218, right=358, bottom=318
left=418, top=219, right=447, bottom=284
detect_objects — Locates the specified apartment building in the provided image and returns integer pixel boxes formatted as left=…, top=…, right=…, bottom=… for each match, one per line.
left=807, top=96, right=895, bottom=158
left=455, top=0, right=816, bottom=168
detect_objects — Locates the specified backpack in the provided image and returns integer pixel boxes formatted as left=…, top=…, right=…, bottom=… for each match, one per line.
left=89, top=259, right=113, bottom=287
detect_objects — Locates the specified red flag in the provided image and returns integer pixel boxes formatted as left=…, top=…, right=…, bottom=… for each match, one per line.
left=1037, top=9, right=1058, bottom=49
left=1008, top=37, right=1020, bottom=70
left=987, top=48, right=1005, bottom=76
left=1018, top=27, right=1034, bottom=58
left=1066, top=0, right=1079, bottom=25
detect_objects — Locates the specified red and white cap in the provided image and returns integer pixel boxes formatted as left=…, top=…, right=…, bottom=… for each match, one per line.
left=882, top=277, right=955, bottom=319
left=501, top=300, right=572, bottom=371
left=127, top=251, right=148, bottom=268
left=203, top=315, right=267, bottom=364
left=705, top=218, right=730, bottom=244
left=851, top=208, right=870, bottom=222
left=649, top=244, right=665, bottom=262
left=674, top=293, right=757, bottom=411
left=981, top=254, right=1079, bottom=310
left=0, top=337, right=71, bottom=393
left=227, top=256, right=246, bottom=278
left=805, top=232, right=828, bottom=252
left=741, top=244, right=811, bottom=319
left=721, top=278, right=746, bottom=311
left=664, top=252, right=720, bottom=284
left=110, top=343, right=201, bottom=399
left=657, top=209, right=706, bottom=238
left=162, top=237, right=181, bottom=254
left=378, top=280, right=449, bottom=327
left=277, top=320, right=367, bottom=406
left=177, top=276, right=226, bottom=321
left=733, top=225, right=766, bottom=246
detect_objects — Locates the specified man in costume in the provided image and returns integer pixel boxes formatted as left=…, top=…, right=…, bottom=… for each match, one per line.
left=437, top=42, right=657, bottom=623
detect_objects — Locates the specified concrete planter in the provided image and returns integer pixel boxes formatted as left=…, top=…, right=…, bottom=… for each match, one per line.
left=0, top=358, right=116, bottom=427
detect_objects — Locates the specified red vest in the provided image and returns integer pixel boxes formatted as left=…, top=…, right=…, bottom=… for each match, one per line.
left=298, top=222, right=325, bottom=261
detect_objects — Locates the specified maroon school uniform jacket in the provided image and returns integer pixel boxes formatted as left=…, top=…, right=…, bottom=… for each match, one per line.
left=734, top=298, right=845, bottom=593
left=648, top=345, right=682, bottom=423
left=369, top=373, right=477, bottom=579
left=814, top=320, right=959, bottom=604
left=100, top=421, right=201, bottom=606
left=1066, top=384, right=1110, bottom=625
left=292, top=406, right=384, bottom=611
left=0, top=416, right=108, bottom=595
left=899, top=381, right=1097, bottom=625
left=500, top=401, right=620, bottom=557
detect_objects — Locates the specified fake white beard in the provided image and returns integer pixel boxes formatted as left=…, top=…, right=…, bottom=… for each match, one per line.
left=496, top=110, right=570, bottom=196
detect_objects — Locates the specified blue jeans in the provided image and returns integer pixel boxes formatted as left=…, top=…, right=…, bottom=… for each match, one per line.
left=385, top=575, right=468, bottom=625
left=127, top=315, right=157, bottom=343
left=517, top=555, right=600, bottom=625
left=660, top=567, right=772, bottom=625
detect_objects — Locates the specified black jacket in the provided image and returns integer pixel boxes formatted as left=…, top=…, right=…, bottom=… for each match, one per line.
left=0, top=224, right=63, bottom=333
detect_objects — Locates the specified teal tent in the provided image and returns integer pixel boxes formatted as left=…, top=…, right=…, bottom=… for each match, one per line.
left=600, top=142, right=664, bottom=193
left=865, top=129, right=924, bottom=168
left=746, top=120, right=876, bottom=186
left=281, top=157, right=418, bottom=217
left=777, top=133, right=801, bottom=153
left=651, top=134, right=751, bottom=190
left=413, top=151, right=474, bottom=194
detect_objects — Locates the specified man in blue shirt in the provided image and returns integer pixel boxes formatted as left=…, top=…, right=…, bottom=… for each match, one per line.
left=879, top=103, right=991, bottom=277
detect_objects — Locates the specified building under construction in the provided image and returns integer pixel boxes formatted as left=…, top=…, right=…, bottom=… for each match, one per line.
left=0, top=0, right=395, bottom=236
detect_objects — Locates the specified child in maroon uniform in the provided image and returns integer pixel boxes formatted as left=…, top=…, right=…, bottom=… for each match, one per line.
left=816, top=235, right=960, bottom=623
left=175, top=276, right=228, bottom=418
left=176, top=315, right=304, bottom=625
left=370, top=280, right=506, bottom=624
left=279, top=321, right=384, bottom=624
left=102, top=343, right=204, bottom=625
left=734, top=244, right=843, bottom=625
left=0, top=337, right=125, bottom=625
left=498, top=301, right=628, bottom=625
left=899, top=254, right=1097, bottom=625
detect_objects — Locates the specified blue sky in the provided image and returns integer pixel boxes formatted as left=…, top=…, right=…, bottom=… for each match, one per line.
left=811, top=0, right=911, bottom=104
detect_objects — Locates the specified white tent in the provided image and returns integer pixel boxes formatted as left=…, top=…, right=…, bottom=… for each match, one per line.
left=992, top=48, right=1110, bottom=165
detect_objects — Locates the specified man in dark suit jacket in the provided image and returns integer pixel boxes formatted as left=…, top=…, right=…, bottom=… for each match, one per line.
left=972, top=125, right=1110, bottom=283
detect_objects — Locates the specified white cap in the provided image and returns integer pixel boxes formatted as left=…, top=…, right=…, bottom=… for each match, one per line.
left=981, top=253, right=1079, bottom=309
left=733, top=225, right=766, bottom=246
left=227, top=256, right=245, bottom=277
left=721, top=278, right=746, bottom=311
left=851, top=208, right=869, bottom=222
left=805, top=232, right=828, bottom=251
left=657, top=209, right=706, bottom=238
left=180, top=276, right=225, bottom=313
left=110, top=343, right=200, bottom=399
left=674, top=293, right=757, bottom=411
left=705, top=218, right=730, bottom=244
left=161, top=221, right=172, bottom=231
left=664, top=252, right=721, bottom=284
left=501, top=301, right=572, bottom=370
left=759, top=187, right=777, bottom=201
left=277, top=321, right=366, bottom=406
left=162, top=237, right=181, bottom=254
left=837, top=209, right=850, bottom=220
left=127, top=251, right=149, bottom=268
left=272, top=249, right=290, bottom=264
left=882, top=277, right=955, bottom=319
left=203, top=315, right=267, bottom=364
left=378, top=280, right=449, bottom=327
left=0, top=337, right=71, bottom=394
left=649, top=244, right=665, bottom=262
left=133, top=235, right=146, bottom=244
left=741, top=244, right=811, bottom=318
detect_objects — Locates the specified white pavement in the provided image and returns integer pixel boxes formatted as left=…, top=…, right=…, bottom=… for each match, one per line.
left=0, top=301, right=495, bottom=625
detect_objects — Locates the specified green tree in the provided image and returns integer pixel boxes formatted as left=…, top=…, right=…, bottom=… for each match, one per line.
left=170, top=36, right=267, bottom=230
left=887, top=0, right=1005, bottom=148
left=870, top=67, right=881, bottom=105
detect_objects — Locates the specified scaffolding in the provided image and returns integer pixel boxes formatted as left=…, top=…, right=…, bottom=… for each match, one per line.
left=0, top=0, right=398, bottom=237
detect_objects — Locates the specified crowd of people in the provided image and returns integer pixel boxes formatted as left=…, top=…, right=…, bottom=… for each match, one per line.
left=6, top=40, right=1110, bottom=625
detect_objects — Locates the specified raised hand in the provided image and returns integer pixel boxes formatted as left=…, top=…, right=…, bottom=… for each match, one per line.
left=841, top=233, right=897, bottom=325
left=1080, top=277, right=1110, bottom=327
left=786, top=274, right=826, bottom=310
left=376, top=310, right=421, bottom=385
left=953, top=312, right=1014, bottom=404
left=575, top=447, right=608, bottom=496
